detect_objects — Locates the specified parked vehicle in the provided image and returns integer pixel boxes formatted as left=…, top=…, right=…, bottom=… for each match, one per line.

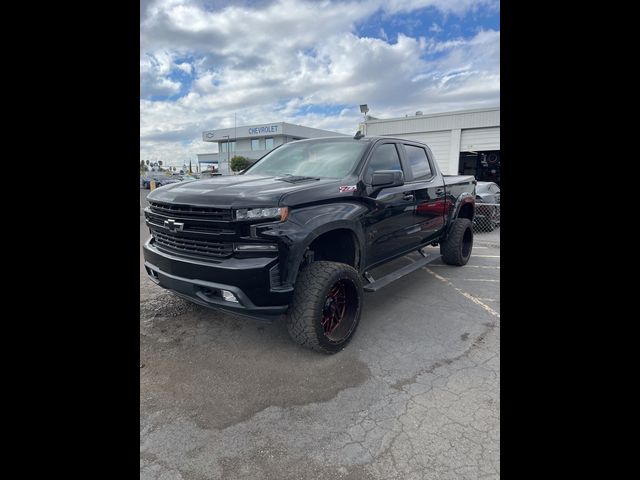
left=474, top=181, right=500, bottom=231
left=201, top=170, right=222, bottom=178
left=180, top=174, right=199, bottom=181
left=153, top=176, right=181, bottom=188
left=142, top=136, right=476, bottom=353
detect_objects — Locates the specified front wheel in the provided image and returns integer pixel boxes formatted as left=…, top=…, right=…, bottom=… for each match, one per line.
left=286, top=261, right=363, bottom=354
left=440, top=218, right=473, bottom=266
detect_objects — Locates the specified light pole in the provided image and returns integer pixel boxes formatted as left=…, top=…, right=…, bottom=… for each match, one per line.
left=222, top=135, right=230, bottom=174
left=359, top=104, right=369, bottom=136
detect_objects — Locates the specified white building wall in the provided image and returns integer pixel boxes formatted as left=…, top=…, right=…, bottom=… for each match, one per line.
left=363, top=108, right=500, bottom=175
left=459, top=127, right=500, bottom=151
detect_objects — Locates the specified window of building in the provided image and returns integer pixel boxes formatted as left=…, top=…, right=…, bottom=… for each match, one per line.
left=403, top=145, right=432, bottom=180
left=265, top=137, right=274, bottom=150
left=220, top=141, right=236, bottom=153
left=251, top=138, right=261, bottom=150
left=365, top=143, right=402, bottom=184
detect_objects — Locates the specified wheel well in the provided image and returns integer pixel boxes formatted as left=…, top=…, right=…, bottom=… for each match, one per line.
left=458, top=202, right=474, bottom=221
left=307, top=229, right=359, bottom=269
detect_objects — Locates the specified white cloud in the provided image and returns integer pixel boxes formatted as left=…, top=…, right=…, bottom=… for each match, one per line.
left=429, top=22, right=443, bottom=32
left=140, top=0, right=499, bottom=163
left=176, top=62, right=193, bottom=74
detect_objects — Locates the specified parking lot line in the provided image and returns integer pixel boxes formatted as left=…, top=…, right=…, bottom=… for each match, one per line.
left=461, top=278, right=500, bottom=282
left=478, top=298, right=498, bottom=302
left=423, top=267, right=500, bottom=318
left=472, top=255, right=500, bottom=258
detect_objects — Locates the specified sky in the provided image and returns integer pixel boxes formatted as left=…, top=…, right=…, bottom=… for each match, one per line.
left=140, top=0, right=500, bottom=167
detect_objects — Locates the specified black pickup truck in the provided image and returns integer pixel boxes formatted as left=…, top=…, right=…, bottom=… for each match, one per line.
left=143, top=135, right=476, bottom=353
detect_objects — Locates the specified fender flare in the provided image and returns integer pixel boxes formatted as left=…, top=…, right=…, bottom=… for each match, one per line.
left=276, top=203, right=368, bottom=286
left=444, top=193, right=475, bottom=237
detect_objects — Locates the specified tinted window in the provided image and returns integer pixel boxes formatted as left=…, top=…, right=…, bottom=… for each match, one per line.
left=490, top=184, right=500, bottom=194
left=365, top=144, right=402, bottom=183
left=404, top=145, right=432, bottom=180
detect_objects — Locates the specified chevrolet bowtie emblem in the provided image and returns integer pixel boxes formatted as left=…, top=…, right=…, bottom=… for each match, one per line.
left=163, top=219, right=184, bottom=232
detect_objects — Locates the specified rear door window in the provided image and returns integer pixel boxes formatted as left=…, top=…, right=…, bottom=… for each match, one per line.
left=403, top=145, right=432, bottom=180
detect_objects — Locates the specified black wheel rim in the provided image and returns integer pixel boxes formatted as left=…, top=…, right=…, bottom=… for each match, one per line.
left=321, top=279, right=359, bottom=343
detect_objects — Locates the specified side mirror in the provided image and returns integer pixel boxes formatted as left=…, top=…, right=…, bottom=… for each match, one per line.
left=371, top=170, right=404, bottom=188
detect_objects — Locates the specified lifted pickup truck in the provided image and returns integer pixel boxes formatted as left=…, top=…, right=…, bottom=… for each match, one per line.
left=143, top=135, right=476, bottom=353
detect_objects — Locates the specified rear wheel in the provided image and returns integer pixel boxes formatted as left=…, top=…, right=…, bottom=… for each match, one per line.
left=440, top=218, right=473, bottom=266
left=286, top=261, right=363, bottom=354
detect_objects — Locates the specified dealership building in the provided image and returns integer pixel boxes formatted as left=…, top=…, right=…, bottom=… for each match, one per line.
left=361, top=107, right=500, bottom=184
left=198, top=122, right=344, bottom=174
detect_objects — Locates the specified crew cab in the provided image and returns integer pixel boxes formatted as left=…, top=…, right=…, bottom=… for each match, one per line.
left=143, top=135, right=476, bottom=353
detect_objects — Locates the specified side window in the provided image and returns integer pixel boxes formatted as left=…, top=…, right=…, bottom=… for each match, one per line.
left=404, top=145, right=432, bottom=180
left=365, top=144, right=402, bottom=184
left=491, top=184, right=500, bottom=194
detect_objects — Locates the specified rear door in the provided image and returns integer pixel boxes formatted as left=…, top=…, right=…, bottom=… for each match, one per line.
left=399, top=142, right=447, bottom=245
left=361, top=141, right=417, bottom=267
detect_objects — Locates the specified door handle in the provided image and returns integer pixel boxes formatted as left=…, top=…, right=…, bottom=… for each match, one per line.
left=403, top=193, right=414, bottom=201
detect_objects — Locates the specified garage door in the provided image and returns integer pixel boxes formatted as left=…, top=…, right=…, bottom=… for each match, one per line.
left=460, top=127, right=500, bottom=152
left=387, top=131, right=452, bottom=173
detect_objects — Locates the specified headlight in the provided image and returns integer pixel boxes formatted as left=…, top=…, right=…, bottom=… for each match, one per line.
left=234, top=207, right=288, bottom=221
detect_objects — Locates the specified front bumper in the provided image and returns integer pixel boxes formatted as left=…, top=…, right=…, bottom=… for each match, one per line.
left=143, top=238, right=292, bottom=319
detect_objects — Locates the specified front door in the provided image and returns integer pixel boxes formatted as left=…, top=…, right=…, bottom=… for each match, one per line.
left=362, top=142, right=417, bottom=268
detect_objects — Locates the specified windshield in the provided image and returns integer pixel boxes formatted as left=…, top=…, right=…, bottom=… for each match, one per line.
left=244, top=140, right=369, bottom=178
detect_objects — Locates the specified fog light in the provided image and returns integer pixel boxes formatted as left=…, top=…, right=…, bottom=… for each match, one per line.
left=233, top=243, right=278, bottom=252
left=221, top=290, right=239, bottom=303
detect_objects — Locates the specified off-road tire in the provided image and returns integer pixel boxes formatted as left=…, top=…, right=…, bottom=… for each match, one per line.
left=440, top=218, right=473, bottom=266
left=286, top=261, right=363, bottom=354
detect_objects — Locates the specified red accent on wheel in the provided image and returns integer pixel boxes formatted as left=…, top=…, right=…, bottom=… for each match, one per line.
left=322, top=280, right=348, bottom=336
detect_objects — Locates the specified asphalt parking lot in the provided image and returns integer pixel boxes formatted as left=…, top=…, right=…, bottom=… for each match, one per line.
left=140, top=189, right=500, bottom=480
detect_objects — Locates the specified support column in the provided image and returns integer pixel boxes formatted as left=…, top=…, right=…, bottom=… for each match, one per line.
left=448, top=129, right=462, bottom=175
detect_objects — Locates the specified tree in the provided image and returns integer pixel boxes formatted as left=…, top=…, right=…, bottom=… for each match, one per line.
left=146, top=160, right=150, bottom=166
left=230, top=155, right=250, bottom=173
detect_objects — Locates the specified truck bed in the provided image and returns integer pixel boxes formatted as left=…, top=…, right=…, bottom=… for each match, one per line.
left=443, top=175, right=476, bottom=203
left=443, top=175, right=476, bottom=187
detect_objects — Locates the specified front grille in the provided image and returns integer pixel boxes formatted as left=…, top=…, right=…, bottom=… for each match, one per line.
left=153, top=230, right=233, bottom=259
left=149, top=201, right=232, bottom=220
left=145, top=212, right=235, bottom=235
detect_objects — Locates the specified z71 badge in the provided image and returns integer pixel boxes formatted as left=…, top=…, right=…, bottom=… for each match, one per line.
left=339, top=185, right=357, bottom=193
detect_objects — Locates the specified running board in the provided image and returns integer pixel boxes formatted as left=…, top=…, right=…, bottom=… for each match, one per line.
left=363, top=253, right=441, bottom=292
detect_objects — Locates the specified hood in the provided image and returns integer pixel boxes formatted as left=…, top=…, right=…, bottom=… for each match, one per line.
left=147, top=174, right=342, bottom=208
